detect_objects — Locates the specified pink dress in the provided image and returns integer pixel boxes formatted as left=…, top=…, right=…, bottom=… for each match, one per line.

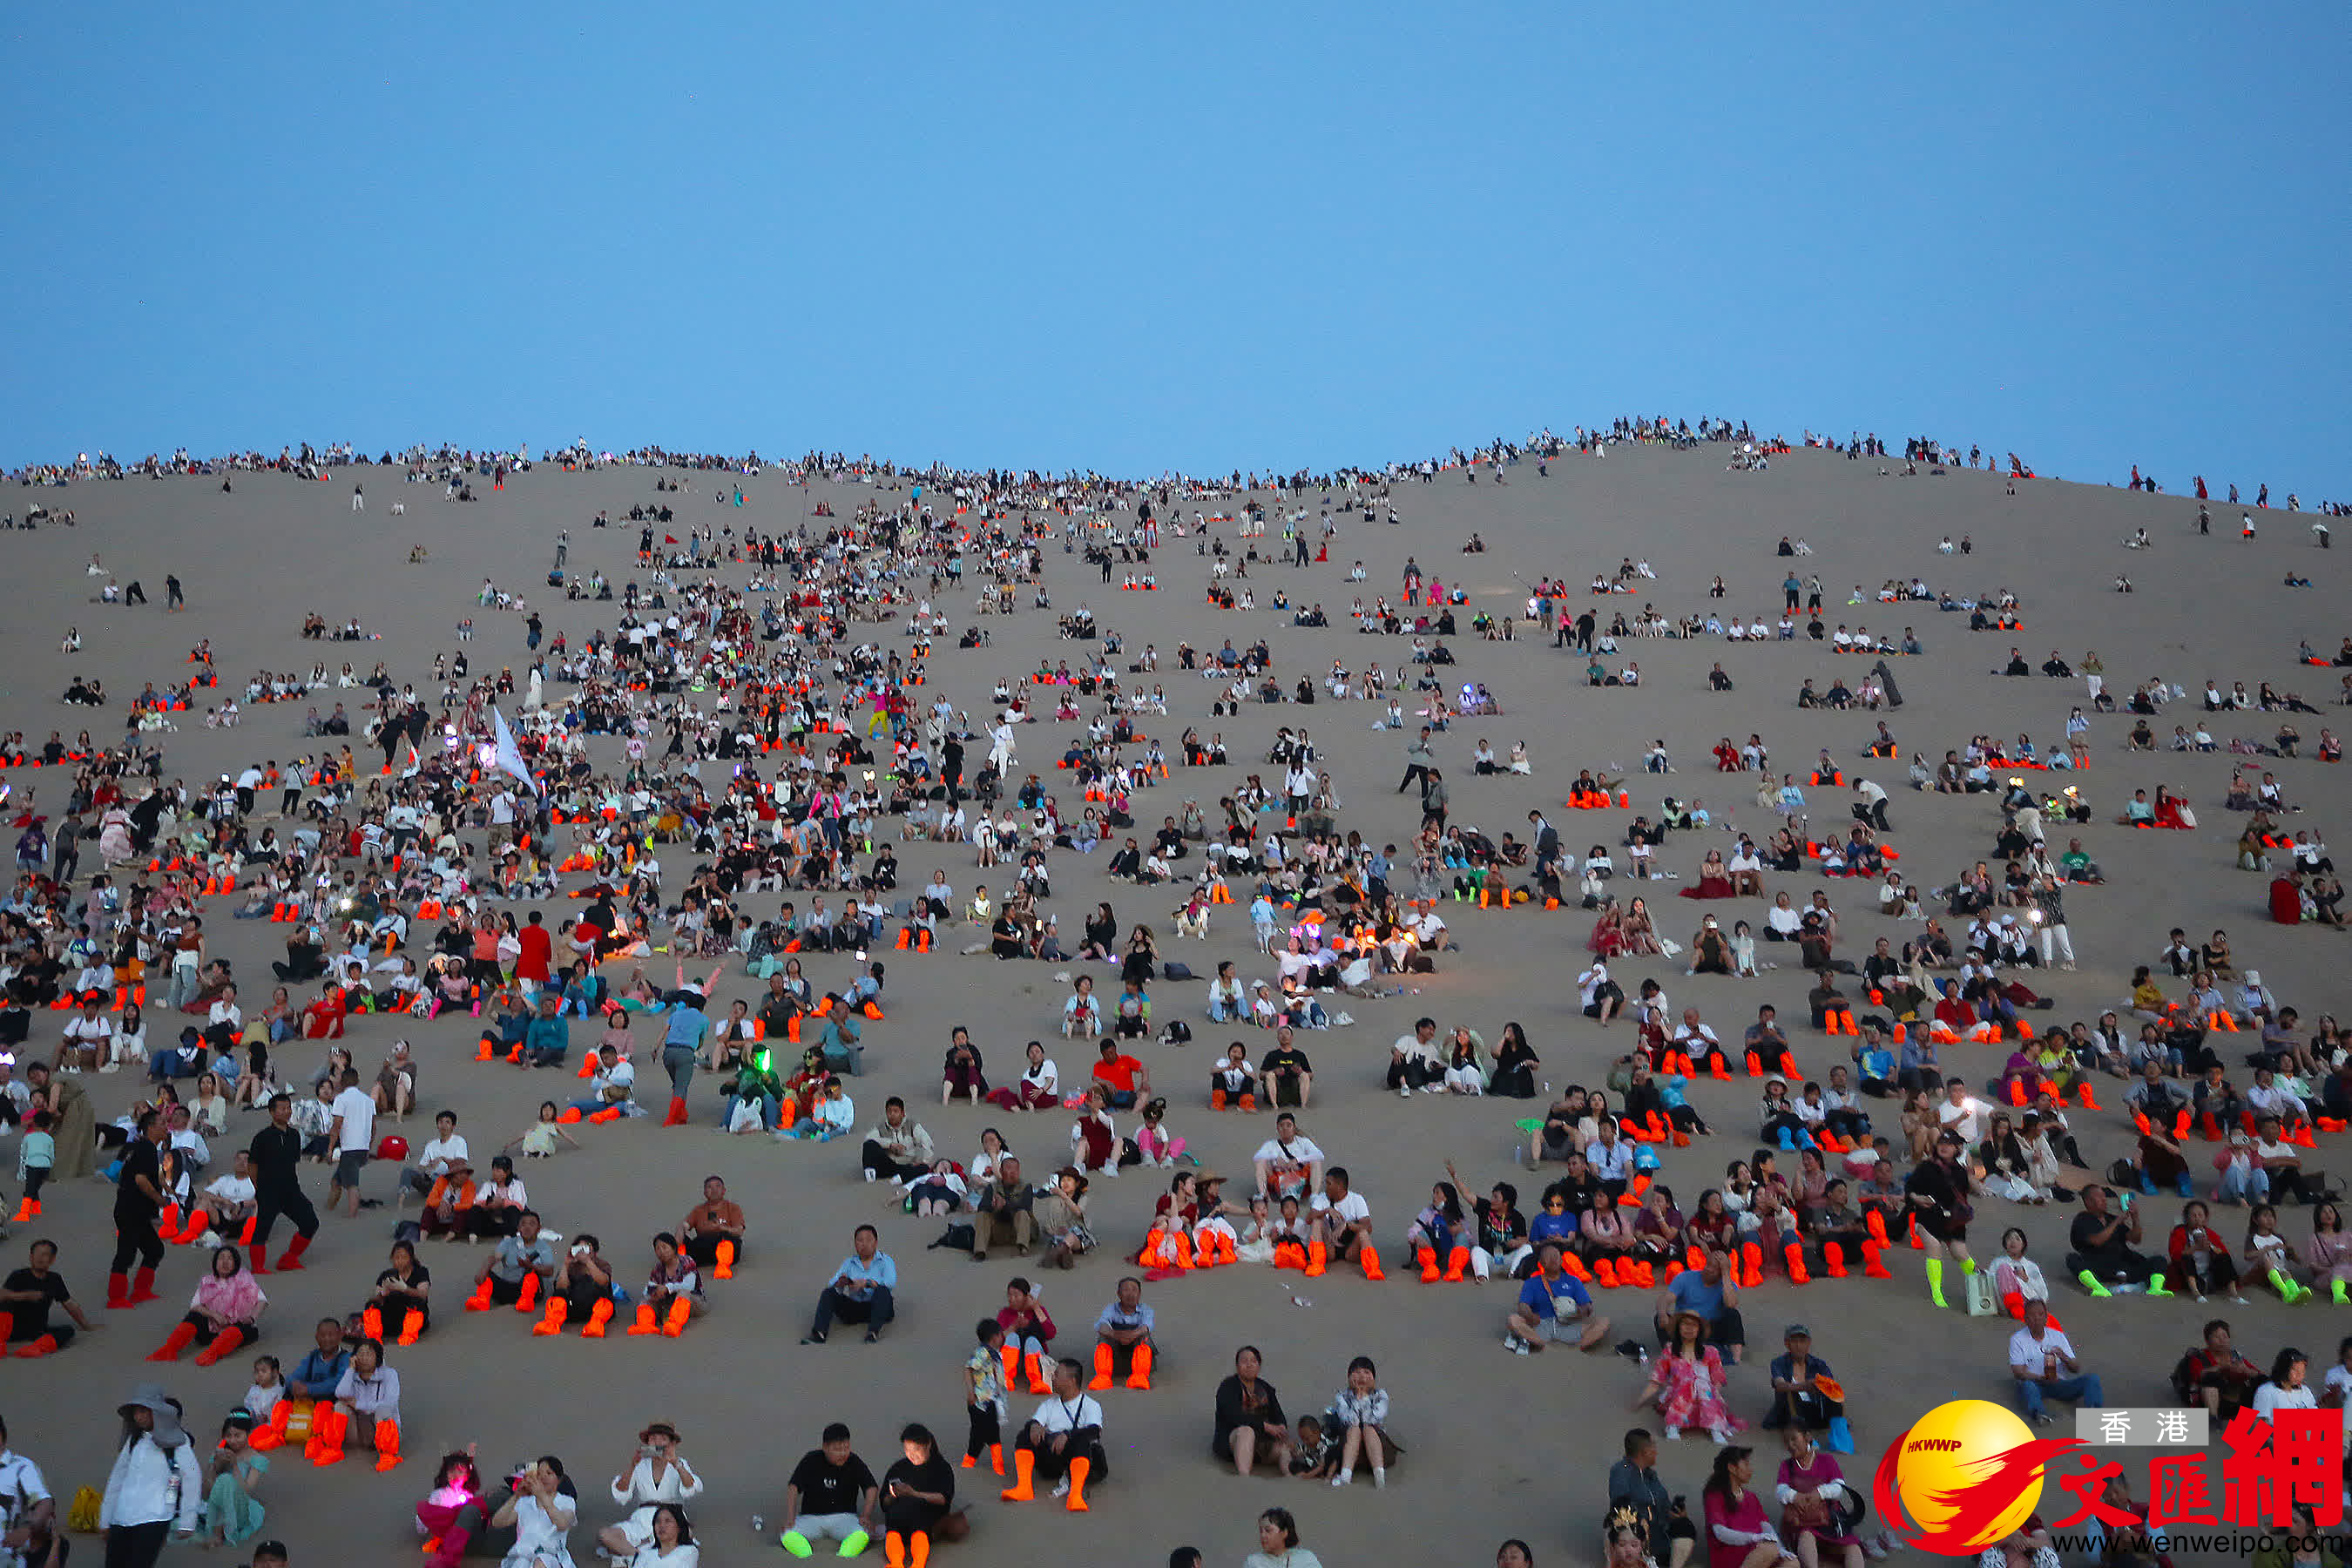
left=1656, top=1345, right=1742, bottom=1436
left=1705, top=1485, right=1772, bottom=1568
left=1777, top=1450, right=1857, bottom=1547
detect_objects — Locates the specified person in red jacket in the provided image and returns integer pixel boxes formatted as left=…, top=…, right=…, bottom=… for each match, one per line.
left=515, top=910, right=553, bottom=997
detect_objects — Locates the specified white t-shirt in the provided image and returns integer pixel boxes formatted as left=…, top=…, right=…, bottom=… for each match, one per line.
left=1029, top=1394, right=1105, bottom=1436
left=2007, top=1326, right=2076, bottom=1375
left=1312, top=1191, right=1371, bottom=1225
left=0, top=1446, right=52, bottom=1539
left=331, top=1085, right=377, bottom=1153
left=1254, top=1136, right=1325, bottom=1171
left=64, top=1015, right=114, bottom=1049
left=417, top=1134, right=470, bottom=1174
left=203, top=1173, right=256, bottom=1206
left=2252, top=1382, right=2318, bottom=1421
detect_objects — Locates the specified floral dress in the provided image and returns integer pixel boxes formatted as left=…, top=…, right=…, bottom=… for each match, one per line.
left=1654, top=1345, right=1741, bottom=1437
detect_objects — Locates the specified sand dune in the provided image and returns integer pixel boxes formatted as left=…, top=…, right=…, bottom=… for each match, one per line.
left=2, top=440, right=2342, bottom=1566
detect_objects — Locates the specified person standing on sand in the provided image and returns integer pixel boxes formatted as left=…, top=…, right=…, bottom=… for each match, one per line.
left=351, top=485, right=364, bottom=513
left=165, top=575, right=183, bottom=612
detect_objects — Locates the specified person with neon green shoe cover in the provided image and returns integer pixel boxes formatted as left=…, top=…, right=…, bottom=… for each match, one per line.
left=779, top=1423, right=875, bottom=1558
left=2065, top=1185, right=2169, bottom=1297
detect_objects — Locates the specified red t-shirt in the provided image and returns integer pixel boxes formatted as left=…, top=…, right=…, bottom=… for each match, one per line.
left=1093, top=1055, right=1144, bottom=1093
left=516, top=924, right=554, bottom=983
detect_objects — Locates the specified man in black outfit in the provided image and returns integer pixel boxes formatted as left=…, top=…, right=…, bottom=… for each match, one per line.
left=108, top=1109, right=169, bottom=1308
left=247, top=1092, right=320, bottom=1274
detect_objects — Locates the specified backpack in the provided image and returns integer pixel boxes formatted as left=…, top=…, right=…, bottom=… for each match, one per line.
left=1158, top=1020, right=1193, bottom=1045
left=1160, top=961, right=1194, bottom=982
left=929, top=1223, right=976, bottom=1252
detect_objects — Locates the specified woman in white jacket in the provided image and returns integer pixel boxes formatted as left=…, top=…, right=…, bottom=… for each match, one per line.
left=98, top=1383, right=205, bottom=1567
left=596, top=1422, right=702, bottom=1561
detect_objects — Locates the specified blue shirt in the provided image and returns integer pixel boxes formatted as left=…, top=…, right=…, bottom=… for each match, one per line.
left=1094, top=1301, right=1155, bottom=1335
left=1858, top=1045, right=1894, bottom=1079
left=662, top=1005, right=708, bottom=1051
left=1668, top=1269, right=1727, bottom=1319
left=1530, top=1211, right=1578, bottom=1248
left=1516, top=1270, right=1592, bottom=1321
left=831, top=1252, right=896, bottom=1299
left=289, top=1347, right=350, bottom=1395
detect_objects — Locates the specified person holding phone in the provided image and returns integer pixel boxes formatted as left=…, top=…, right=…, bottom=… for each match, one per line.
left=598, top=1423, right=700, bottom=1563
left=879, top=1423, right=956, bottom=1566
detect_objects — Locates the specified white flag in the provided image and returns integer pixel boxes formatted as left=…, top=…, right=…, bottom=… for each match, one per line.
left=491, top=708, right=541, bottom=796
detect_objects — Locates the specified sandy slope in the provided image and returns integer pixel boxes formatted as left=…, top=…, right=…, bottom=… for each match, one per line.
left=2, top=443, right=2342, bottom=1566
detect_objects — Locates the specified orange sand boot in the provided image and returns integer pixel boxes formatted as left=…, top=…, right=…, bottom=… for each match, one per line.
left=1592, top=1257, right=1620, bottom=1288
left=580, top=1298, right=617, bottom=1338
left=197, top=1324, right=247, bottom=1367
left=250, top=1399, right=294, bottom=1451
left=373, top=1416, right=403, bottom=1471
left=1126, top=1343, right=1154, bottom=1390
left=1000, top=1446, right=1036, bottom=1501
left=1064, top=1454, right=1092, bottom=1511
left=1024, top=1348, right=1050, bottom=1396
left=1360, top=1244, right=1385, bottom=1281
left=1740, top=1242, right=1766, bottom=1288
left=1090, top=1342, right=1116, bottom=1390
left=362, top=1308, right=384, bottom=1344
left=146, top=1321, right=199, bottom=1362
left=531, top=1296, right=570, bottom=1336
left=514, top=1274, right=541, bottom=1314
left=1303, top=1240, right=1328, bottom=1278
left=308, top=1406, right=348, bottom=1468
left=1823, top=1243, right=1848, bottom=1278
left=1862, top=1241, right=1894, bottom=1279
left=1443, top=1246, right=1470, bottom=1282
left=1416, top=1245, right=1440, bottom=1282
left=714, top=1240, right=736, bottom=1281
left=1784, top=1243, right=1811, bottom=1284
left=625, top=1302, right=660, bottom=1335
left=661, top=1294, right=692, bottom=1337
left=463, top=1277, right=496, bottom=1312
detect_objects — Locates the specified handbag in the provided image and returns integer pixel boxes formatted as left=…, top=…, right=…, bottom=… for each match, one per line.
left=1963, top=1265, right=1999, bottom=1316
left=1781, top=1492, right=1831, bottom=1532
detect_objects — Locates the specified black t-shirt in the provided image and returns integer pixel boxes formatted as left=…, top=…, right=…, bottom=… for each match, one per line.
left=788, top=1450, right=877, bottom=1516
left=115, top=1139, right=162, bottom=1221
left=248, top=1124, right=305, bottom=1192
left=2, top=1268, right=67, bottom=1338
left=2068, top=1211, right=2131, bottom=1262
left=377, top=1263, right=431, bottom=1300
left=1260, top=1045, right=1312, bottom=1079
left=881, top=1454, right=955, bottom=1520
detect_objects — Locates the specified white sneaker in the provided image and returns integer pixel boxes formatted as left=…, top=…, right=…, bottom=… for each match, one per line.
left=1372, top=1467, right=1387, bottom=1489
left=1502, top=1334, right=1531, bottom=1355
left=1398, top=1085, right=1411, bottom=1098
left=862, top=1169, right=876, bottom=1182
left=1330, top=1470, right=1352, bottom=1488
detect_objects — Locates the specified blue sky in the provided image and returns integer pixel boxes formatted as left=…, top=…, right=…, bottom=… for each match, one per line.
left=6, top=3, right=2346, bottom=492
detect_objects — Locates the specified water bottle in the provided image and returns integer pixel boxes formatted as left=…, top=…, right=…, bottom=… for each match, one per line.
left=752, top=1514, right=766, bottom=1537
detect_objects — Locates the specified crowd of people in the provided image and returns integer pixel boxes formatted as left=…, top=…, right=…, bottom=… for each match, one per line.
left=1, top=423, right=2347, bottom=1568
